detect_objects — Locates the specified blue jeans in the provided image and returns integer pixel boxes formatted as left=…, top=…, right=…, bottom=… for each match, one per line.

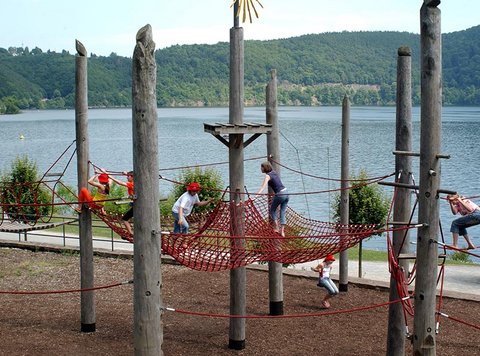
left=173, top=212, right=189, bottom=234
left=450, top=210, right=480, bottom=235
left=270, top=189, right=289, bottom=225
left=317, top=277, right=339, bottom=296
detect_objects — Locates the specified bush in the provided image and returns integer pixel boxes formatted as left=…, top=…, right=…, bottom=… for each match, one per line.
left=0, top=156, right=51, bottom=222
left=160, top=167, right=224, bottom=218
left=55, top=183, right=77, bottom=215
left=331, top=169, right=390, bottom=236
left=450, top=251, right=471, bottom=263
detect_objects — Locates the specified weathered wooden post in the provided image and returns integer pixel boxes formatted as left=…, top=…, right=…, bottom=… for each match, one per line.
left=203, top=4, right=271, bottom=349
left=229, top=3, right=246, bottom=349
left=413, top=2, right=442, bottom=355
left=386, top=46, right=412, bottom=356
left=75, top=39, right=96, bottom=333
left=266, top=69, right=283, bottom=315
left=339, top=95, right=350, bottom=292
left=131, top=24, right=162, bottom=355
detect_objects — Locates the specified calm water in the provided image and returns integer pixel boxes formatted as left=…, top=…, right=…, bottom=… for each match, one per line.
left=2, top=106, right=480, bottom=253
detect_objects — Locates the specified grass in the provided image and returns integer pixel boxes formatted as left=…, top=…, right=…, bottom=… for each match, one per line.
left=346, top=245, right=478, bottom=266
left=48, top=215, right=121, bottom=239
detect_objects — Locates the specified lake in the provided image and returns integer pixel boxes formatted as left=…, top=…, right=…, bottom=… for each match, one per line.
left=1, top=106, right=480, bottom=253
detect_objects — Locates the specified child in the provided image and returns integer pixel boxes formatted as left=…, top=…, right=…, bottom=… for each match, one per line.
left=87, top=169, right=112, bottom=214
left=447, top=193, right=478, bottom=250
left=172, top=182, right=212, bottom=234
left=311, top=254, right=339, bottom=308
left=110, top=171, right=134, bottom=236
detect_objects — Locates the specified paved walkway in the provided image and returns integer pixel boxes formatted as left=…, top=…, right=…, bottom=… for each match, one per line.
left=1, top=230, right=479, bottom=301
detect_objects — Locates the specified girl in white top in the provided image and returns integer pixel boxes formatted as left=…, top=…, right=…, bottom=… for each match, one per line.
left=311, top=254, right=339, bottom=308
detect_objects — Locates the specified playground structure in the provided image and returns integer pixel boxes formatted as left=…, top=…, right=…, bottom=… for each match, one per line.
left=0, top=1, right=477, bottom=355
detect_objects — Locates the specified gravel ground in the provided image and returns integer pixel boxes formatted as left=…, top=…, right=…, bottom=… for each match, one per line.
left=0, top=247, right=479, bottom=355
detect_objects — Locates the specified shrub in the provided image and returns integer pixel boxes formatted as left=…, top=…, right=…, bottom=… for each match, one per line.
left=55, top=183, right=77, bottom=215
left=160, top=167, right=224, bottom=218
left=0, top=156, right=51, bottom=222
left=331, top=169, right=390, bottom=236
left=450, top=251, right=471, bottom=263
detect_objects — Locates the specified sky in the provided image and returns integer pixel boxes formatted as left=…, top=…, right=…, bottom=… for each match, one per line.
left=1, top=0, right=478, bottom=57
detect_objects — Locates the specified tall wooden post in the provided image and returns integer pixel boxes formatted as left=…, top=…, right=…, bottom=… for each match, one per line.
left=75, top=40, right=95, bottom=333
left=266, top=69, right=283, bottom=316
left=387, top=46, right=412, bottom=356
left=338, top=95, right=350, bottom=292
left=131, top=25, right=162, bottom=355
left=228, top=12, right=246, bottom=350
left=413, top=3, right=442, bottom=355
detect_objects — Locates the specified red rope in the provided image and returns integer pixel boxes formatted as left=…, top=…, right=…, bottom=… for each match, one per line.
left=437, top=312, right=480, bottom=331
left=440, top=243, right=480, bottom=259
left=269, top=157, right=395, bottom=183
left=165, top=297, right=407, bottom=319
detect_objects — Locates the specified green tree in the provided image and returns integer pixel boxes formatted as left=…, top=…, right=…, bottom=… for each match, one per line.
left=0, top=156, right=51, bottom=222
left=332, top=169, right=390, bottom=236
left=0, top=96, right=20, bottom=114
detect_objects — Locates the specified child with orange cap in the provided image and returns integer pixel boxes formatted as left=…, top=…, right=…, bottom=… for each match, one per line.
left=311, top=254, right=339, bottom=308
left=87, top=169, right=112, bottom=214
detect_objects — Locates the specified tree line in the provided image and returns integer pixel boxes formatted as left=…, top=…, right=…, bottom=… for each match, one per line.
left=1, top=26, right=480, bottom=113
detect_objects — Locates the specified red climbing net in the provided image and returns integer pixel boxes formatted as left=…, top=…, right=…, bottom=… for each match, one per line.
left=161, top=194, right=381, bottom=272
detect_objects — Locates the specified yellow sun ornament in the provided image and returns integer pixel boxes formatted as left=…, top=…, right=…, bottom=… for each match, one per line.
left=231, top=0, right=264, bottom=23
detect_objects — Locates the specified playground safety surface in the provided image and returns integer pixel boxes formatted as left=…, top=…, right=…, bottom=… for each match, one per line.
left=0, top=247, right=479, bottom=355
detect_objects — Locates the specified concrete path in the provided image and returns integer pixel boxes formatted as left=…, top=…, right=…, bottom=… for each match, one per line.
left=1, top=230, right=479, bottom=301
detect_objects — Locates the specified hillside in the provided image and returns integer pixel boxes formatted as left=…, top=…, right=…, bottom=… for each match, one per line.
left=1, top=27, right=480, bottom=113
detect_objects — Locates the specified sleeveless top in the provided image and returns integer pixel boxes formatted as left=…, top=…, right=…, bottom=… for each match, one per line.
left=320, top=265, right=331, bottom=278
left=267, top=171, right=285, bottom=194
left=93, top=190, right=108, bottom=207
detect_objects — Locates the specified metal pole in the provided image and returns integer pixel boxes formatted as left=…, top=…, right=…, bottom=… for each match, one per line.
left=413, top=3, right=442, bottom=355
left=131, top=25, right=162, bottom=355
left=387, top=46, right=412, bottom=356
left=75, top=39, right=96, bottom=333
left=228, top=24, right=246, bottom=350
left=266, top=69, right=283, bottom=316
left=339, top=95, right=350, bottom=292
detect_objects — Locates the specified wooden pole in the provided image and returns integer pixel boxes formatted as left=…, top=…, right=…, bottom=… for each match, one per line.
left=387, top=46, right=412, bottom=356
left=266, top=69, right=283, bottom=316
left=413, top=3, right=442, bottom=355
left=131, top=24, right=162, bottom=355
left=338, top=95, right=350, bottom=292
left=228, top=24, right=246, bottom=350
left=74, top=39, right=95, bottom=333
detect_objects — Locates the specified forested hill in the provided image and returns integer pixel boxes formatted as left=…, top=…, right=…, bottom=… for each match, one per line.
left=1, top=26, right=479, bottom=113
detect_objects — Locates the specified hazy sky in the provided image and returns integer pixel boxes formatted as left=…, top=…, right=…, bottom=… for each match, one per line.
left=1, top=0, right=477, bottom=57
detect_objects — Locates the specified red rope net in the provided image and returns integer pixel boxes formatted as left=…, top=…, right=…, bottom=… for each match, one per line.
left=161, top=195, right=379, bottom=272
left=77, top=187, right=133, bottom=243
